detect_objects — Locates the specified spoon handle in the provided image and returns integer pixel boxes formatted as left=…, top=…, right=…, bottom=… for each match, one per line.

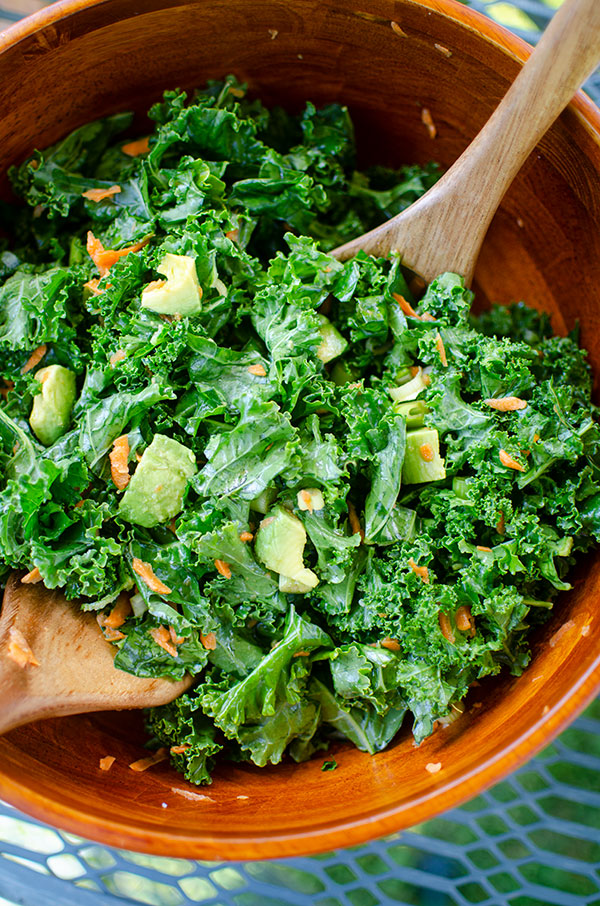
left=334, top=0, right=600, bottom=283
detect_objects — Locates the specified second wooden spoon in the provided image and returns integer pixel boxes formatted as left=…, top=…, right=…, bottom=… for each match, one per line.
left=334, top=0, right=600, bottom=284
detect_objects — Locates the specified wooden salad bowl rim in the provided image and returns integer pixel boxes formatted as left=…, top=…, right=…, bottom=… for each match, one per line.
left=1, top=0, right=600, bottom=859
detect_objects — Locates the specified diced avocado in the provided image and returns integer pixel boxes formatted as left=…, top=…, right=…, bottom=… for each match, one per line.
left=554, top=536, right=573, bottom=557
left=316, top=314, right=348, bottom=364
left=279, top=573, right=317, bottom=594
left=389, top=368, right=428, bottom=403
left=331, top=360, right=357, bottom=385
left=119, top=434, right=197, bottom=527
left=297, top=487, right=325, bottom=512
left=141, top=253, right=202, bottom=316
left=395, top=399, right=429, bottom=430
left=29, top=365, right=76, bottom=446
left=452, top=477, right=470, bottom=500
left=255, top=505, right=319, bottom=588
left=402, top=427, right=446, bottom=485
left=250, top=486, right=278, bottom=514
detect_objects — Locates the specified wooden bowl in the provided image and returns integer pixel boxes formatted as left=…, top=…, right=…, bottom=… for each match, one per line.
left=1, top=0, right=600, bottom=860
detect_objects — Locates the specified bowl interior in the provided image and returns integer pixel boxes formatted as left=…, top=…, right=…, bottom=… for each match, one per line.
left=1, top=0, right=600, bottom=859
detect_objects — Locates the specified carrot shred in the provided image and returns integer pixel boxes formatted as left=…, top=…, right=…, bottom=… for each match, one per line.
left=421, top=107, right=437, bottom=139
left=122, top=136, right=150, bottom=156
left=150, top=625, right=178, bottom=657
left=73, top=499, right=85, bottom=509
left=420, top=442, right=434, bottom=462
left=104, top=592, right=132, bottom=630
left=239, top=531, right=254, bottom=542
left=455, top=605, right=473, bottom=632
left=408, top=557, right=429, bottom=584
left=7, top=627, right=39, bottom=667
left=132, top=558, right=172, bottom=594
left=392, top=292, right=422, bottom=320
left=200, top=632, right=217, bottom=650
left=84, top=278, right=105, bottom=297
left=109, top=434, right=130, bottom=490
left=435, top=332, right=448, bottom=367
left=226, top=228, right=240, bottom=244
left=214, top=559, right=232, bottom=579
left=170, top=744, right=191, bottom=754
left=438, top=612, right=455, bottom=644
left=499, top=448, right=526, bottom=472
left=381, top=637, right=401, bottom=651
left=0, top=379, right=14, bottom=399
left=484, top=396, right=527, bottom=412
left=110, top=349, right=126, bottom=366
left=21, top=344, right=47, bottom=374
left=496, top=511, right=505, bottom=535
left=99, top=755, right=116, bottom=772
left=21, top=567, right=42, bottom=584
left=476, top=545, right=492, bottom=552
left=169, top=625, right=185, bottom=646
left=247, top=363, right=267, bottom=376
left=87, top=230, right=151, bottom=277
left=82, top=184, right=121, bottom=203
left=533, top=433, right=541, bottom=443
left=348, top=501, right=365, bottom=541
left=97, top=615, right=126, bottom=642
left=293, top=650, right=310, bottom=657
left=299, top=489, right=313, bottom=513
left=129, top=747, right=169, bottom=772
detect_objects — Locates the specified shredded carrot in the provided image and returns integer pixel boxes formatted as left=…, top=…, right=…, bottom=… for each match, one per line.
left=247, top=363, right=267, bottom=377
left=239, top=531, right=254, bottom=542
left=129, top=748, right=169, bottom=772
left=132, top=558, right=172, bottom=594
left=476, top=545, right=492, bottom=552
left=122, top=136, right=150, bottom=156
left=7, top=627, right=39, bottom=667
left=499, top=449, right=526, bottom=472
left=97, top=615, right=125, bottom=642
left=225, top=229, right=240, bottom=244
left=150, top=625, right=178, bottom=657
left=82, top=184, right=121, bottom=203
left=420, top=442, right=434, bottom=462
left=484, top=396, right=527, bottom=412
left=496, top=511, right=505, bottom=535
left=348, top=501, right=365, bottom=541
left=426, top=762, right=442, bottom=774
left=408, top=557, right=429, bottom=584
left=455, top=605, right=473, bottom=632
left=99, top=755, right=116, bottom=772
left=381, top=637, right=401, bottom=651
left=293, top=650, right=310, bottom=657
left=104, top=592, right=132, bottom=630
left=110, top=349, right=126, bottom=366
left=73, top=499, right=85, bottom=509
left=21, top=567, right=42, bottom=584
left=169, top=625, right=185, bottom=646
left=168, top=518, right=178, bottom=535
left=299, top=489, right=314, bottom=513
left=438, top=612, right=455, bottom=644
left=84, top=278, right=104, bottom=297
left=0, top=380, right=14, bottom=399
left=392, top=291, right=421, bottom=319
left=421, top=107, right=437, bottom=139
left=170, top=744, right=191, bottom=755
left=435, top=332, right=448, bottom=367
left=214, top=559, right=232, bottom=579
left=200, top=632, right=217, bottom=650
left=109, top=434, right=130, bottom=490
left=87, top=230, right=151, bottom=277
left=533, top=433, right=541, bottom=443
left=21, top=344, right=47, bottom=374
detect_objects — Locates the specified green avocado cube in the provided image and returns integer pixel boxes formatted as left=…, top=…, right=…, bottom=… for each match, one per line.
left=141, top=253, right=202, bottom=316
left=29, top=365, right=76, bottom=446
left=255, top=506, right=319, bottom=588
left=402, top=427, right=446, bottom=485
left=316, top=315, right=348, bottom=364
left=118, top=434, right=197, bottom=527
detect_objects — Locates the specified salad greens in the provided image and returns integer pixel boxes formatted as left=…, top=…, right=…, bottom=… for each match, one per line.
left=1, top=76, right=599, bottom=784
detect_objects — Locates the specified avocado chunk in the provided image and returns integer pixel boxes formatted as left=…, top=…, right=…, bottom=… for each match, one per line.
left=402, top=427, right=446, bottom=485
left=279, top=573, right=318, bottom=594
left=119, top=434, right=197, bottom=527
left=255, top=506, right=319, bottom=588
left=316, top=315, right=348, bottom=364
left=141, top=253, right=202, bottom=316
left=297, top=487, right=325, bottom=512
left=249, top=486, right=278, bottom=515
left=29, top=365, right=76, bottom=446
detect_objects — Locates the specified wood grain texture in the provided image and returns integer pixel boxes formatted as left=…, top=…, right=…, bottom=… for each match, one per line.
left=0, top=575, right=192, bottom=734
left=333, top=0, right=600, bottom=283
left=1, top=0, right=600, bottom=860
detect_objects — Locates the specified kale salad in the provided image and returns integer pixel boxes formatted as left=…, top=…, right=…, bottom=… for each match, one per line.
left=1, top=76, right=599, bottom=784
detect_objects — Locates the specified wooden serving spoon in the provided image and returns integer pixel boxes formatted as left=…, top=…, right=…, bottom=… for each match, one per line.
left=334, top=0, right=600, bottom=284
left=0, top=574, right=192, bottom=735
